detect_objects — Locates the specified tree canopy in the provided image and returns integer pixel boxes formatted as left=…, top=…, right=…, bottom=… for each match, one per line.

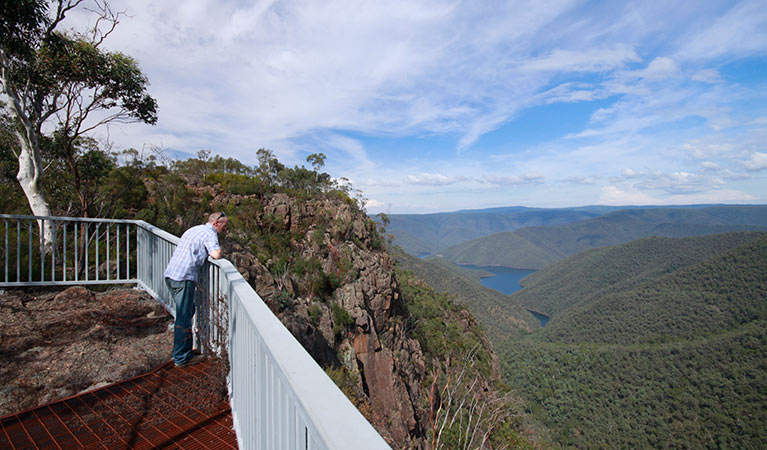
left=0, top=0, right=157, bottom=236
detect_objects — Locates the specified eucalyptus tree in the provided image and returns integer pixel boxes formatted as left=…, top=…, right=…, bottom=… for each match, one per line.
left=0, top=0, right=157, bottom=246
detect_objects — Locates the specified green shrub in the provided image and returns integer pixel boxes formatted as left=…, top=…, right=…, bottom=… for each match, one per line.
left=331, top=302, right=354, bottom=336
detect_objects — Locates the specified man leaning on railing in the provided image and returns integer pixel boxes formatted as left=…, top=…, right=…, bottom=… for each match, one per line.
left=164, top=212, right=229, bottom=367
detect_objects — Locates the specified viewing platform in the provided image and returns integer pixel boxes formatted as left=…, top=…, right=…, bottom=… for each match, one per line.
left=1, top=360, right=236, bottom=449
left=0, top=214, right=392, bottom=450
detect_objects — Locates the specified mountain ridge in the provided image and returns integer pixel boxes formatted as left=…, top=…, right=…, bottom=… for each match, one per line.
left=384, top=203, right=761, bottom=256
left=440, top=205, right=767, bottom=269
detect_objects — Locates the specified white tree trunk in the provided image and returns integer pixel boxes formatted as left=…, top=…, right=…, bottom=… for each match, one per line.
left=16, top=134, right=54, bottom=250
left=1, top=49, right=54, bottom=250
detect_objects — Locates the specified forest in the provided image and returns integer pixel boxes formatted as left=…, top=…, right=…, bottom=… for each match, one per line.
left=501, top=233, right=767, bottom=448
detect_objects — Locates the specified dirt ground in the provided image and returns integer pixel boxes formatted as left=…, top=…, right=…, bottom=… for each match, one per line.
left=0, top=285, right=176, bottom=417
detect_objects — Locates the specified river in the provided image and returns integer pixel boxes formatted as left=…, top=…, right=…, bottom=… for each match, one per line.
left=457, top=264, right=550, bottom=326
left=457, top=264, right=535, bottom=295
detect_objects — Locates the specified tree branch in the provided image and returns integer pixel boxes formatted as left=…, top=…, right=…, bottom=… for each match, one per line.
left=84, top=0, right=125, bottom=47
left=47, top=0, right=87, bottom=38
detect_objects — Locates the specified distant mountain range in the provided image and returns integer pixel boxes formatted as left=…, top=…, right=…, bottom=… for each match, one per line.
left=385, top=204, right=761, bottom=256
left=437, top=205, right=767, bottom=269
left=386, top=205, right=618, bottom=255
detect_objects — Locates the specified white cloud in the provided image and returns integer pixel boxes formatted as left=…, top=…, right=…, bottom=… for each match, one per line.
left=634, top=171, right=725, bottom=195
left=364, top=199, right=386, bottom=213
left=540, top=82, right=608, bottom=104
left=483, top=174, right=545, bottom=186
left=622, top=168, right=640, bottom=178
left=43, top=1, right=767, bottom=213
left=675, top=0, right=767, bottom=61
left=560, top=176, right=599, bottom=185
left=610, top=168, right=728, bottom=195
left=310, top=133, right=374, bottom=171
left=600, top=185, right=757, bottom=206
left=743, top=152, right=767, bottom=171
left=692, top=69, right=721, bottom=83
left=599, top=186, right=659, bottom=205
left=406, top=173, right=462, bottom=186
left=635, top=57, right=680, bottom=80
left=521, top=45, right=641, bottom=72
left=84, top=0, right=667, bottom=157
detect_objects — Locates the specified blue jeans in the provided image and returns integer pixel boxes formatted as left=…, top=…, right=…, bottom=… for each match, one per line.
left=165, top=278, right=196, bottom=365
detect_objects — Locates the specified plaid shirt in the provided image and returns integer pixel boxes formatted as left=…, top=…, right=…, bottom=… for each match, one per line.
left=164, top=223, right=220, bottom=282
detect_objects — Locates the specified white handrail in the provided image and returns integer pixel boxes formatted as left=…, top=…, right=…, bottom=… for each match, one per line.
left=0, top=214, right=391, bottom=450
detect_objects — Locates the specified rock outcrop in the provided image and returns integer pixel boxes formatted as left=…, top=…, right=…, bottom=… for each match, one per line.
left=225, top=193, right=429, bottom=447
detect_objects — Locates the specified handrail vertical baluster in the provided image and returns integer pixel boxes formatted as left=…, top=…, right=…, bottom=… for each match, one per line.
left=74, top=222, right=79, bottom=281
left=106, top=224, right=110, bottom=281
left=51, top=220, right=56, bottom=282
left=117, top=224, right=121, bottom=279
left=85, top=223, right=89, bottom=281
left=63, top=223, right=67, bottom=282
left=16, top=220, right=20, bottom=283
left=40, top=218, right=45, bottom=282
left=4, top=219, right=7, bottom=283
left=127, top=224, right=131, bottom=280
left=27, top=220, right=32, bottom=282
left=95, top=224, right=100, bottom=281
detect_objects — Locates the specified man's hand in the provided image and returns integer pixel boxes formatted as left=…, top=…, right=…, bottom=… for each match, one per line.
left=210, top=249, right=223, bottom=260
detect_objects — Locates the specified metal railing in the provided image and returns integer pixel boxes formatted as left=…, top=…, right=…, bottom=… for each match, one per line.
left=1, top=214, right=138, bottom=286
left=0, top=214, right=391, bottom=450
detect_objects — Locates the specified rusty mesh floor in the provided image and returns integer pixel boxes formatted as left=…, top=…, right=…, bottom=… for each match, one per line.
left=0, top=359, right=238, bottom=449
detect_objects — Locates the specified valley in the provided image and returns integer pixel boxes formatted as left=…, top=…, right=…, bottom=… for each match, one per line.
left=391, top=206, right=767, bottom=448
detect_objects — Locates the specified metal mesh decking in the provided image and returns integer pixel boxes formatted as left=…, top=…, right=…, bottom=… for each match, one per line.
left=0, top=359, right=237, bottom=449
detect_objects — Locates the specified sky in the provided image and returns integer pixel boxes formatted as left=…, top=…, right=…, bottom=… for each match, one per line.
left=66, top=0, right=767, bottom=214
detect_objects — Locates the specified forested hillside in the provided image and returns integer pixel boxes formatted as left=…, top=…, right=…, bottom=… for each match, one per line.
left=441, top=206, right=767, bottom=268
left=514, top=232, right=765, bottom=317
left=501, top=232, right=767, bottom=448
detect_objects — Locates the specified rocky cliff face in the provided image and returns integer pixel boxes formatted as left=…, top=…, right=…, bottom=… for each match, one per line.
left=222, top=193, right=429, bottom=447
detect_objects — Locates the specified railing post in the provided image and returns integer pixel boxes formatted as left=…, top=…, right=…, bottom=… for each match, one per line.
left=50, top=220, right=56, bottom=282
left=63, top=222, right=67, bottom=282
left=4, top=218, right=7, bottom=283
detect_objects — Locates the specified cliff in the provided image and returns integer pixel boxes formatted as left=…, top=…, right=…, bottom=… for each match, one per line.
left=183, top=185, right=534, bottom=448
left=224, top=192, right=425, bottom=445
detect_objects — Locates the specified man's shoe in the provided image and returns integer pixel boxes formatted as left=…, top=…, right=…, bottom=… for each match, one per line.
left=175, top=354, right=205, bottom=368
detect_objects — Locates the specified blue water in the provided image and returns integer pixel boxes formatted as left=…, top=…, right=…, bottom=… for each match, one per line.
left=458, top=264, right=550, bottom=326
left=457, top=264, right=536, bottom=295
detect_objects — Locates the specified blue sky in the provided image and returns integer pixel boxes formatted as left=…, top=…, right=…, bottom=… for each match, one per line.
left=71, top=0, right=767, bottom=213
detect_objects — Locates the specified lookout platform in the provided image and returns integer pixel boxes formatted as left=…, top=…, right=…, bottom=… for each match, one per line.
left=0, top=359, right=237, bottom=449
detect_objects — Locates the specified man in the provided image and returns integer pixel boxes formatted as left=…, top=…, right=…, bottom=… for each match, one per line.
left=164, top=212, right=228, bottom=367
